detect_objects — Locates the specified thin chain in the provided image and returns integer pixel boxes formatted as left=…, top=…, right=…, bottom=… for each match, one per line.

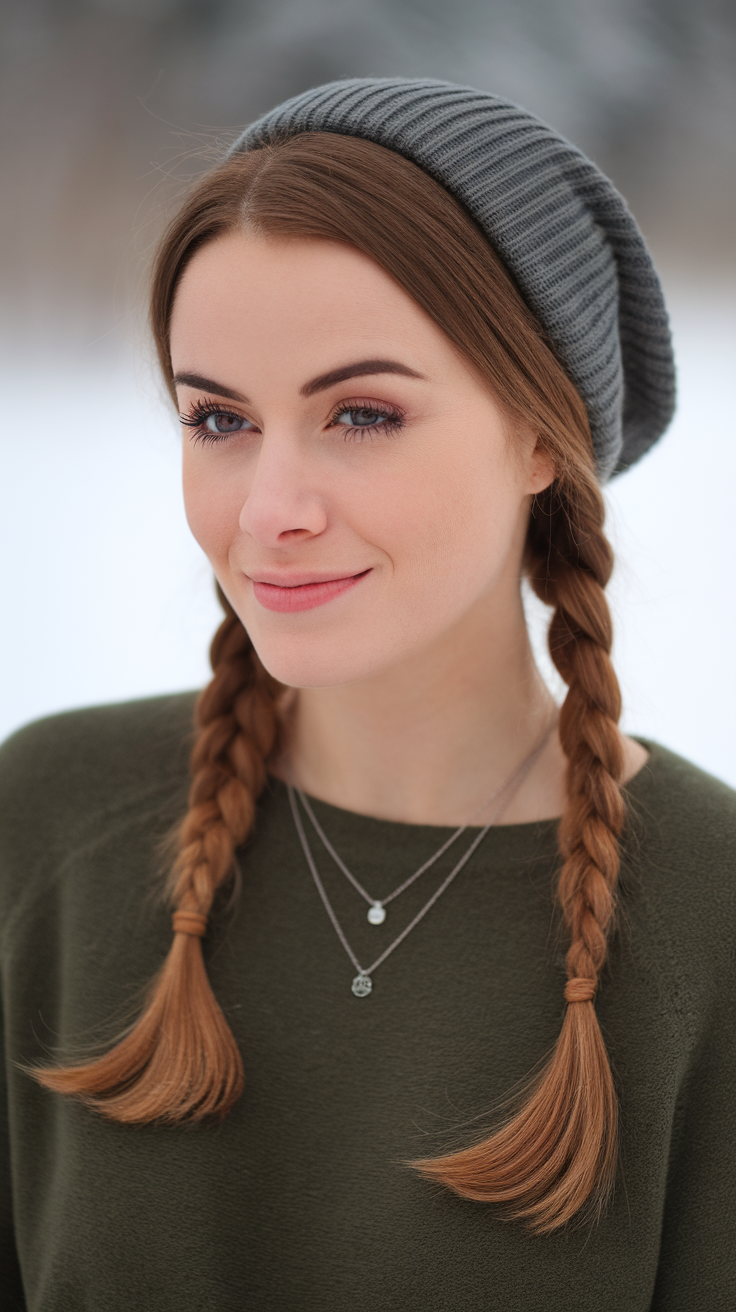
left=297, top=783, right=502, bottom=909
left=297, top=723, right=554, bottom=910
left=288, top=719, right=555, bottom=987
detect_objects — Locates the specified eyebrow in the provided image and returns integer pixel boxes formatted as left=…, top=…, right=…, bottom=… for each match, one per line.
left=172, top=372, right=246, bottom=402
left=299, top=358, right=425, bottom=397
left=172, top=358, right=425, bottom=405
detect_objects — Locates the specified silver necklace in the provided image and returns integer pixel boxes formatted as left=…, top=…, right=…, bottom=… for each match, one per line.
left=296, top=780, right=509, bottom=926
left=288, top=722, right=554, bottom=997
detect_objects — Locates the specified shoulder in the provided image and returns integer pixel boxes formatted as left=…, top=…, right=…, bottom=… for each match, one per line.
left=622, top=741, right=736, bottom=992
left=625, top=740, right=736, bottom=867
left=0, top=691, right=198, bottom=807
left=0, top=692, right=198, bottom=919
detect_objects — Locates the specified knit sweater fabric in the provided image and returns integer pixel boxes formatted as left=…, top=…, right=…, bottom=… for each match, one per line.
left=1, top=692, right=735, bottom=1311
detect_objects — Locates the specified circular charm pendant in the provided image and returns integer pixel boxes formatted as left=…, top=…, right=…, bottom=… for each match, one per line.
left=367, top=902, right=386, bottom=925
left=351, top=973, right=373, bottom=997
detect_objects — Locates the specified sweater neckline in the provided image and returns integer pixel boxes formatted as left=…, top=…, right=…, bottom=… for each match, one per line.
left=266, top=738, right=660, bottom=864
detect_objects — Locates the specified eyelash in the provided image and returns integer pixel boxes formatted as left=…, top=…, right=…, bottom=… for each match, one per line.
left=179, top=397, right=406, bottom=445
left=327, top=398, right=405, bottom=442
left=179, top=399, right=248, bottom=446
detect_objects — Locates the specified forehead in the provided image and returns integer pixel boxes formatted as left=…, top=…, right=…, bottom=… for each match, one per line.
left=169, top=231, right=452, bottom=384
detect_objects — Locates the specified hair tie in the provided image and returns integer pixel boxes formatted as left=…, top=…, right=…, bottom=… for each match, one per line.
left=172, top=910, right=208, bottom=938
left=564, top=977, right=596, bottom=1004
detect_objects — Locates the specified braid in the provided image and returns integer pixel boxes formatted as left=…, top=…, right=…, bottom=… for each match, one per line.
left=34, top=589, right=283, bottom=1123
left=412, top=471, right=625, bottom=1231
left=541, top=482, right=625, bottom=997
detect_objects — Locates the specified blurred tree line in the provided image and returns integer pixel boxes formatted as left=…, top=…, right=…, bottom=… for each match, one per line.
left=1, top=0, right=734, bottom=348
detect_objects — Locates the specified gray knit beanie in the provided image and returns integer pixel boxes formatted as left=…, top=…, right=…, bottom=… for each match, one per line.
left=232, top=77, right=676, bottom=481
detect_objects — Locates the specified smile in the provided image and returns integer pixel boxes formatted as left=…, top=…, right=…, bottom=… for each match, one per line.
left=250, top=570, right=371, bottom=613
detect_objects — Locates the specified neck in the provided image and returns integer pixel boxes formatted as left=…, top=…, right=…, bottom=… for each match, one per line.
left=282, top=591, right=563, bottom=826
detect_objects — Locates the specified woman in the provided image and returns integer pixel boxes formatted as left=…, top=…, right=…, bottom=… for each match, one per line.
left=1, top=78, right=734, bottom=1310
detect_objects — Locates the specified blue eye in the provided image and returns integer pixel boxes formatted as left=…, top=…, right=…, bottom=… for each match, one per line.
left=180, top=400, right=255, bottom=444
left=203, top=411, right=250, bottom=435
left=335, top=407, right=385, bottom=427
left=330, top=404, right=404, bottom=439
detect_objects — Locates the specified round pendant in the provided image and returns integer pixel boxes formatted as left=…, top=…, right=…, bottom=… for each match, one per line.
left=367, top=902, right=386, bottom=925
left=351, top=973, right=373, bottom=997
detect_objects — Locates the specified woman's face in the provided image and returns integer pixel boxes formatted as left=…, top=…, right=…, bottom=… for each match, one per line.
left=170, top=232, right=554, bottom=688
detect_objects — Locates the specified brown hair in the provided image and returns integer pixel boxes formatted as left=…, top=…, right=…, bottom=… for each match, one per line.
left=36, top=133, right=625, bottom=1231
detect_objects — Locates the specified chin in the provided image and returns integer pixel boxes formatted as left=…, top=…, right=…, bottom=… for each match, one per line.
left=247, top=626, right=403, bottom=690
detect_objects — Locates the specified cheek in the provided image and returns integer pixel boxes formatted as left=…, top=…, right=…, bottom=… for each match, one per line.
left=359, top=442, right=521, bottom=596
left=181, top=451, right=245, bottom=566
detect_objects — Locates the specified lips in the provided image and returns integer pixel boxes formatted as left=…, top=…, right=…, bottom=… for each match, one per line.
left=250, top=570, right=371, bottom=613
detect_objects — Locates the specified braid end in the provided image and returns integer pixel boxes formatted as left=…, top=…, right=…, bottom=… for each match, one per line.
left=410, top=995, right=617, bottom=1232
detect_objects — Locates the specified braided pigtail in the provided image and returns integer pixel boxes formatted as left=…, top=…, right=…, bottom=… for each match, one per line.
left=34, top=591, right=283, bottom=1122
left=413, top=469, right=624, bottom=1231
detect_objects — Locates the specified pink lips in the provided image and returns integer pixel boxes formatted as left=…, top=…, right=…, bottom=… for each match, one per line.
left=251, top=570, right=370, bottom=613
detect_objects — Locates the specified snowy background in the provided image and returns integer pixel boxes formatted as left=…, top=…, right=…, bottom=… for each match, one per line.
left=1, top=0, right=735, bottom=785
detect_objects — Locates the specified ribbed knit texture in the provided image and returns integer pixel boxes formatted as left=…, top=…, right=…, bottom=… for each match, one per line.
left=233, top=77, right=676, bottom=481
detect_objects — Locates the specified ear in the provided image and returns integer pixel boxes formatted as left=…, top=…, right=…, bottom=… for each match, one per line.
left=526, top=437, right=556, bottom=495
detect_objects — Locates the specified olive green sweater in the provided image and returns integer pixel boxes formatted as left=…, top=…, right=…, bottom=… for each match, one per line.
left=1, top=694, right=735, bottom=1311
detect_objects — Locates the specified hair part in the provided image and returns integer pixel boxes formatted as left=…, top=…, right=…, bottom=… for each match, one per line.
left=36, top=133, right=625, bottom=1231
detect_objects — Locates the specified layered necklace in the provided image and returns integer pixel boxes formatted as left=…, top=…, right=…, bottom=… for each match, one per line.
left=288, top=720, right=555, bottom=997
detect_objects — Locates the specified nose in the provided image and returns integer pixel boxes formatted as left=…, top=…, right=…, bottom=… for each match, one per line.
left=239, top=433, right=328, bottom=548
